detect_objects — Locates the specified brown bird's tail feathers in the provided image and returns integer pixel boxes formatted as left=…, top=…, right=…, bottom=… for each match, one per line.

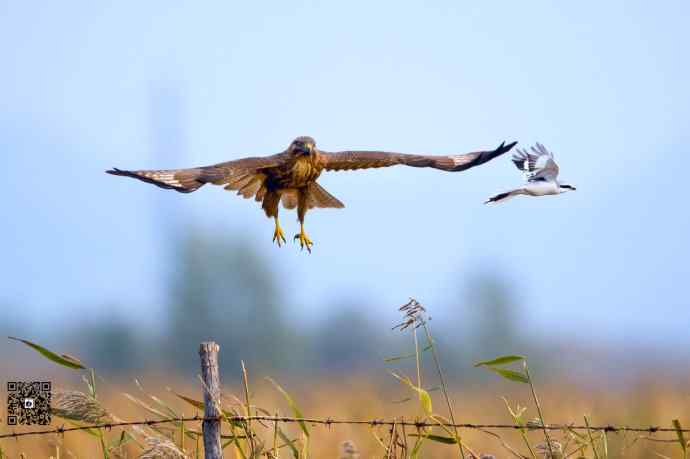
left=106, top=167, right=208, bottom=193
left=307, top=182, right=345, bottom=208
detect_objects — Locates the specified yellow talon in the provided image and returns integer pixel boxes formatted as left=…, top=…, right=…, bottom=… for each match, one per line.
left=272, top=217, right=286, bottom=247
left=293, top=223, right=313, bottom=253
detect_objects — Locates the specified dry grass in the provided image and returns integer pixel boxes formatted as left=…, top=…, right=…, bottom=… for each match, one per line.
left=1, top=301, right=688, bottom=458
left=0, top=376, right=688, bottom=458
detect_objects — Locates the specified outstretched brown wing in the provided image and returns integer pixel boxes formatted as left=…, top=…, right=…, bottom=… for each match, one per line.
left=106, top=153, right=285, bottom=196
left=321, top=141, right=517, bottom=172
left=204, top=153, right=286, bottom=200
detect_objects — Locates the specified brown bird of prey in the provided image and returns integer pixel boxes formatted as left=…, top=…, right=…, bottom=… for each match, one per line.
left=107, top=137, right=516, bottom=252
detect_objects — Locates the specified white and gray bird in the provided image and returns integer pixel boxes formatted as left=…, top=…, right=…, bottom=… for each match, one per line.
left=485, top=143, right=576, bottom=204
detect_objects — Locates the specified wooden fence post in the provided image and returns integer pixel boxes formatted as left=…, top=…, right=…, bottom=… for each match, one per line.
left=199, top=341, right=223, bottom=459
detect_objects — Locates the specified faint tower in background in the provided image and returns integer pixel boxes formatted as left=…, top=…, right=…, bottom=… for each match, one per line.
left=149, top=82, right=189, bottom=303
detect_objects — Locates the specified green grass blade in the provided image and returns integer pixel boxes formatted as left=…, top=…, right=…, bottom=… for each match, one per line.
left=487, top=367, right=529, bottom=383
left=63, top=420, right=100, bottom=438
left=173, top=392, right=205, bottom=411
left=473, top=355, right=525, bottom=367
left=266, top=377, right=309, bottom=437
left=391, top=371, right=434, bottom=416
left=134, top=381, right=178, bottom=419
left=584, top=415, right=601, bottom=459
left=98, top=430, right=110, bottom=459
left=409, top=433, right=457, bottom=444
left=110, top=431, right=135, bottom=449
left=410, top=435, right=425, bottom=459
left=123, top=393, right=169, bottom=420
left=276, top=429, right=300, bottom=458
left=673, top=419, right=688, bottom=457
left=186, top=428, right=246, bottom=440
left=173, top=392, right=245, bottom=428
left=418, top=388, right=433, bottom=416
left=384, top=353, right=417, bottom=362
left=8, top=336, right=86, bottom=370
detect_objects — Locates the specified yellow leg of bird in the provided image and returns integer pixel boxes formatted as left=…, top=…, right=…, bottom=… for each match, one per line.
left=293, top=222, right=313, bottom=253
left=272, top=216, right=286, bottom=247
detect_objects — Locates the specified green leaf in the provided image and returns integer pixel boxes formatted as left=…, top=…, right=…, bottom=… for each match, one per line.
left=98, top=430, right=110, bottom=459
left=384, top=353, right=417, bottom=362
left=410, top=433, right=457, bottom=444
left=474, top=355, right=525, bottom=367
left=410, top=434, right=425, bottom=459
left=255, top=407, right=299, bottom=458
left=501, top=397, right=526, bottom=423
left=487, top=367, right=529, bottom=383
left=673, top=419, right=687, bottom=455
left=174, top=392, right=205, bottom=411
left=276, top=428, right=300, bottom=458
left=384, top=345, right=432, bottom=363
left=266, top=377, right=309, bottom=437
left=64, top=420, right=100, bottom=438
left=111, top=431, right=135, bottom=449
left=390, top=372, right=433, bottom=416
left=187, top=429, right=246, bottom=440
left=8, top=336, right=86, bottom=370
left=173, top=392, right=245, bottom=428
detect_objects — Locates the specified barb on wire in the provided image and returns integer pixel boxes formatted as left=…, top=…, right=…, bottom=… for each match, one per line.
left=0, top=415, right=688, bottom=440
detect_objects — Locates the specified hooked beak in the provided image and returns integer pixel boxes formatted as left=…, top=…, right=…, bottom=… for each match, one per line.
left=298, top=144, right=313, bottom=155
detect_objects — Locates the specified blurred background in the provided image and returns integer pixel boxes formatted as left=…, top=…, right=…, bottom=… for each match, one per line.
left=1, top=1, right=689, bottom=387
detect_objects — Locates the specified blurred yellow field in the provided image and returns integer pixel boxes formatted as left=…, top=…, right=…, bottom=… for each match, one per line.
left=2, top=372, right=688, bottom=458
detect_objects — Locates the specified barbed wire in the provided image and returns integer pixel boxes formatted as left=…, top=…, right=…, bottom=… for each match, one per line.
left=1, top=415, right=687, bottom=440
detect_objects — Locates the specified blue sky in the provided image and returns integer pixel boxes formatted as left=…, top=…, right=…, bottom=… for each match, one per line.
left=1, top=1, right=689, bottom=350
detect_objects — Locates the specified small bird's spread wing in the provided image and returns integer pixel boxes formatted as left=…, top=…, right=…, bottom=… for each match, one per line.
left=322, top=141, right=517, bottom=172
left=511, top=143, right=559, bottom=182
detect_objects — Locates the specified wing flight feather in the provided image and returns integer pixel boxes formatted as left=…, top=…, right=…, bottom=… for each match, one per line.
left=322, top=141, right=517, bottom=173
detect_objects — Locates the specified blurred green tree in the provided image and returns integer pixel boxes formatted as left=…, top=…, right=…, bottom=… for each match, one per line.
left=311, top=301, right=383, bottom=373
left=435, top=270, right=524, bottom=381
left=166, top=230, right=292, bottom=376
left=72, top=312, right=143, bottom=373
left=465, top=272, right=521, bottom=360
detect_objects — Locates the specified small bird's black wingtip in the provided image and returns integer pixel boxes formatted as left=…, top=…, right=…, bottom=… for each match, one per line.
left=106, top=167, right=124, bottom=175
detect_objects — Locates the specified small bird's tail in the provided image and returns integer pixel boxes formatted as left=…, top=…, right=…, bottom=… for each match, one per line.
left=484, top=189, right=521, bottom=205
left=106, top=167, right=207, bottom=193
